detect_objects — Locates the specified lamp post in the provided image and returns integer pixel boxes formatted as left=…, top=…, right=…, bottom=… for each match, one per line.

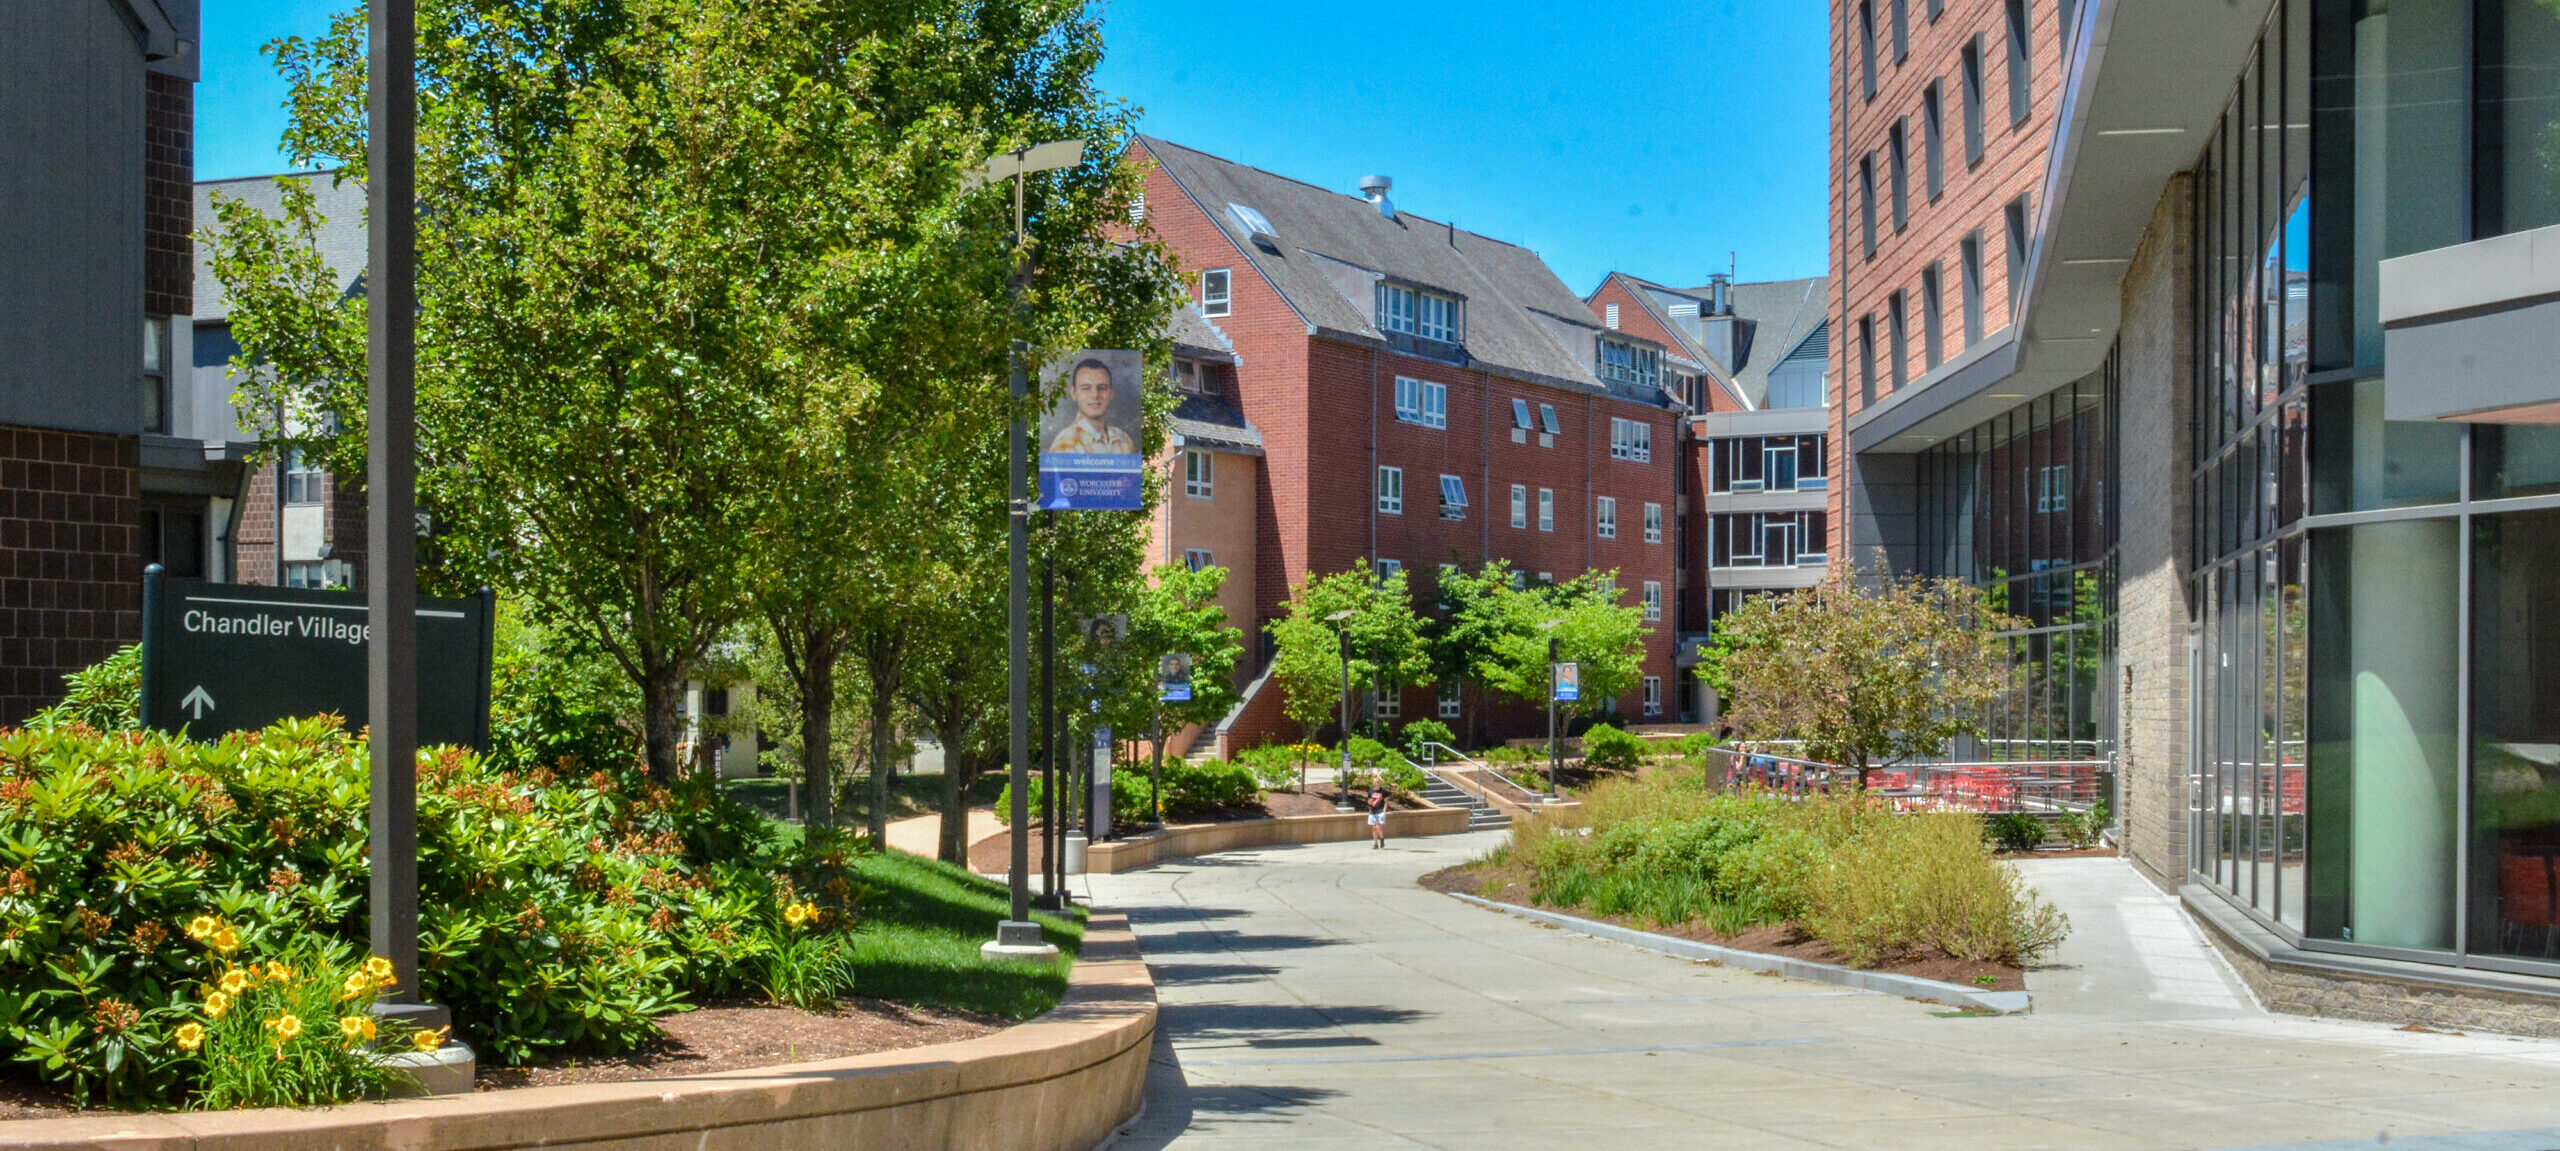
left=1325, top=608, right=1357, bottom=809
left=1540, top=618, right=1563, bottom=801
left=976, top=139, right=1083, bottom=962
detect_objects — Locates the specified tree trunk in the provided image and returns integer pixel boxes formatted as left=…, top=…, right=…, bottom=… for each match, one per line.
left=641, top=662, right=688, bottom=784
left=800, top=645, right=837, bottom=829
left=867, top=664, right=898, bottom=850
left=937, top=730, right=974, bottom=866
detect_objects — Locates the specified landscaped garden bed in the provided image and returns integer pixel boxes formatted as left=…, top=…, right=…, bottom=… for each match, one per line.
left=1426, top=766, right=2069, bottom=993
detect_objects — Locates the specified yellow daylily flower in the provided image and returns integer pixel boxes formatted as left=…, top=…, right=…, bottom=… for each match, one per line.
left=209, top=926, right=240, bottom=953
left=186, top=915, right=217, bottom=940
left=412, top=1026, right=446, bottom=1053
left=363, top=956, right=394, bottom=980
left=174, top=1022, right=205, bottom=1052
left=219, top=969, right=250, bottom=994
left=339, top=1015, right=375, bottom=1041
left=204, top=991, right=230, bottom=1019
left=266, top=1013, right=302, bottom=1041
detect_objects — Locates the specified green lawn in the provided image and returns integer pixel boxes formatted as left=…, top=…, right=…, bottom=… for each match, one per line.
left=762, top=819, right=1084, bottom=1021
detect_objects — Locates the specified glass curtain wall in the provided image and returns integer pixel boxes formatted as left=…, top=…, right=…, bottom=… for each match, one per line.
left=1916, top=358, right=2121, bottom=763
left=2197, top=0, right=2560, bottom=971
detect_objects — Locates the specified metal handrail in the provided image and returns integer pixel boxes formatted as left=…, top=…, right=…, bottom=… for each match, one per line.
left=1418, top=742, right=1550, bottom=805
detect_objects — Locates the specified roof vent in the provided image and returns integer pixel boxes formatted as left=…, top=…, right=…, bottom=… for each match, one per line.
left=1707, top=272, right=1733, bottom=315
left=1359, top=174, right=1396, bottom=221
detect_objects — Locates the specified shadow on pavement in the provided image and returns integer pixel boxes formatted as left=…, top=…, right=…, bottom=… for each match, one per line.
left=1143, top=961, right=1281, bottom=985
left=1110, top=1027, right=1345, bottom=1151
left=1137, top=929, right=1337, bottom=956
left=1161, top=1001, right=1431, bottom=1040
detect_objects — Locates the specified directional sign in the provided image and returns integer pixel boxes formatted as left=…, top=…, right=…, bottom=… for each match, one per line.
left=139, top=572, right=494, bottom=746
left=1552, top=662, right=1581, bottom=703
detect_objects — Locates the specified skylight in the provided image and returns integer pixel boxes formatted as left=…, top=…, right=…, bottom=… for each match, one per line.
left=1226, top=202, right=1276, bottom=240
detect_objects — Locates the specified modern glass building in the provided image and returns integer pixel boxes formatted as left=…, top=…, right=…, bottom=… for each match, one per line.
left=1837, top=0, right=2560, bottom=1023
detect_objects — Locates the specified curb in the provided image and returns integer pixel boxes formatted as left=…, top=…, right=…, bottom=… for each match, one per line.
left=1446, top=892, right=2031, bottom=1014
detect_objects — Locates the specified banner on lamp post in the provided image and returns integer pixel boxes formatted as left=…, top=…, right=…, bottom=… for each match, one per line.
left=1036, top=350, right=1144, bottom=511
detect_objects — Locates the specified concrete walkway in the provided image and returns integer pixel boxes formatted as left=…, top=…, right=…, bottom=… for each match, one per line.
left=881, top=807, right=1001, bottom=860
left=1091, top=833, right=2560, bottom=1150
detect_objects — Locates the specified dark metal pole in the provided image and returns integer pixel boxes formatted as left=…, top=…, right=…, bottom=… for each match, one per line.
left=1337, top=629, right=1355, bottom=809
left=1039, top=519, right=1058, bottom=905
left=1002, top=168, right=1033, bottom=929
left=1547, top=636, right=1560, bottom=800
left=367, top=0, right=423, bottom=1007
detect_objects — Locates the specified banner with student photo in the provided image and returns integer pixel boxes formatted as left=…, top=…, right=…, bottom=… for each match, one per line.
left=1037, top=349, right=1144, bottom=511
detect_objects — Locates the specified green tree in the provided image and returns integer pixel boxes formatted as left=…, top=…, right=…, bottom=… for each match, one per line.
left=1267, top=561, right=1428, bottom=785
left=1442, top=563, right=1650, bottom=722
left=1112, top=563, right=1244, bottom=818
left=1713, top=559, right=2021, bottom=787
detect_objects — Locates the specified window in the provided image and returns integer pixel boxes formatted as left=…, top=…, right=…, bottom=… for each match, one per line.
left=1960, top=231, right=1986, bottom=345
left=1597, top=496, right=1618, bottom=539
left=1858, top=315, right=1877, bottom=407
left=284, top=450, right=326, bottom=505
left=1537, top=488, right=1554, bottom=532
left=1709, top=511, right=1832, bottom=568
left=1511, top=398, right=1535, bottom=430
left=1184, top=449, right=1214, bottom=499
left=1889, top=121, right=1909, bottom=232
left=1597, top=575, right=1616, bottom=598
left=1438, top=681, right=1461, bottom=720
left=1922, top=82, right=1945, bottom=199
left=1597, top=338, right=1661, bottom=388
left=1538, top=404, right=1560, bottom=435
left=1509, top=569, right=1527, bottom=591
left=1961, top=37, right=1986, bottom=165
left=1172, top=358, right=1207, bottom=393
left=1859, top=155, right=1878, bottom=260
left=2005, top=195, right=2031, bottom=313
left=1378, top=466, right=1403, bottom=515
left=1395, top=376, right=1447, bottom=428
left=1372, top=688, right=1400, bottom=720
left=1928, top=0, right=1942, bottom=16
left=1609, top=418, right=1653, bottom=463
left=1643, top=676, right=1662, bottom=717
left=1887, top=290, right=1907, bottom=393
left=141, top=316, right=168, bottom=435
left=2004, top=0, right=2031, bottom=126
left=1378, top=282, right=1459, bottom=343
left=283, top=561, right=328, bottom=589
left=1644, top=502, right=1663, bottom=543
left=1920, top=263, right=1945, bottom=369
left=1604, top=302, right=1619, bottom=328
left=1201, top=268, right=1231, bottom=317
left=1859, top=0, right=1877, bottom=99
left=1890, top=0, right=1908, bottom=60
left=2037, top=465, right=2070, bottom=513
left=1376, top=558, right=1403, bottom=581
left=1510, top=484, right=1528, bottom=529
left=1129, top=191, right=1146, bottom=225
left=1439, top=474, right=1468, bottom=520
left=1184, top=548, right=1215, bottom=572
left=1643, top=581, right=1662, bottom=622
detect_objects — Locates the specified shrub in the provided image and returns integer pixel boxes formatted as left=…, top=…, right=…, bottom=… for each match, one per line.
left=0, top=715, right=849, bottom=1105
left=1162, top=760, right=1258, bottom=813
left=759, top=906, right=860, bottom=1011
left=1398, top=720, right=1455, bottom=761
left=1367, top=758, right=1429, bottom=800
left=1578, top=724, right=1649, bottom=772
left=1985, top=812, right=2047, bottom=852
left=1236, top=744, right=1303, bottom=792
left=2054, top=801, right=2109, bottom=850
left=1482, top=744, right=1536, bottom=769
left=1345, top=736, right=1398, bottom=770
left=1676, top=732, right=1724, bottom=762
left=24, top=645, right=140, bottom=733
left=179, top=939, right=419, bottom=1110
left=1802, top=814, right=2068, bottom=966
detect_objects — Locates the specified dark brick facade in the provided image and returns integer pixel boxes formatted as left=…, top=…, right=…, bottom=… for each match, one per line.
left=145, top=70, right=193, bottom=318
left=0, top=428, right=142, bottom=723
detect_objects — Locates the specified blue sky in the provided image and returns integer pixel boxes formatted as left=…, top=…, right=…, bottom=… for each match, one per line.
left=198, top=1, right=1832, bottom=294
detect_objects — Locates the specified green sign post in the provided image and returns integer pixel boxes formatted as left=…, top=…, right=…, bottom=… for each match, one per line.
left=138, top=568, right=495, bottom=747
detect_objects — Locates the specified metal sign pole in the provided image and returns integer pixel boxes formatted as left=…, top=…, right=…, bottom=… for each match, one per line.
left=367, top=0, right=426, bottom=1013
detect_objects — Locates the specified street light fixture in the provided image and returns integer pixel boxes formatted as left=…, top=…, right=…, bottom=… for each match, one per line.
left=978, top=138, right=1084, bottom=963
left=1539, top=617, right=1563, bottom=801
left=1326, top=608, right=1357, bottom=810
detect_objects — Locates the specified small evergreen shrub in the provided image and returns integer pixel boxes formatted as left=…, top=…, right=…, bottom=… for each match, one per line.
left=1578, top=723, right=1649, bottom=772
left=1236, top=744, right=1302, bottom=792
left=1985, top=812, right=2048, bottom=852
left=1397, top=720, right=1455, bottom=761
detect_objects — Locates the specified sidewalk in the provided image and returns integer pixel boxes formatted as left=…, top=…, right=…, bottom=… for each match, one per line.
left=882, top=807, right=1003, bottom=860
left=2014, top=855, right=2256, bottom=1020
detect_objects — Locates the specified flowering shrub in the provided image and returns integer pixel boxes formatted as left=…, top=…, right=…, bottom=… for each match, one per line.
left=0, top=715, right=850, bottom=1106
left=177, top=930, right=417, bottom=1110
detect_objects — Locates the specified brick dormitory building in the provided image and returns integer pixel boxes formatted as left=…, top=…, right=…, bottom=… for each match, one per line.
left=1129, top=137, right=1684, bottom=753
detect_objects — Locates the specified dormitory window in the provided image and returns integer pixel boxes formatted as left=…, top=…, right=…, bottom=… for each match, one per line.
left=1889, top=120, right=1908, bottom=232
left=1644, top=502, right=1663, bottom=543
left=1643, top=675, right=1662, bottom=717
left=1597, top=496, right=1617, bottom=539
left=1510, top=484, right=1528, bottom=529
left=1201, top=268, right=1231, bottom=317
left=1539, top=404, right=1560, bottom=435
left=1538, top=488, right=1554, bottom=532
left=1858, top=316, right=1878, bottom=407
left=284, top=450, right=326, bottom=505
left=1511, top=398, right=1535, bottom=430
left=1709, top=435, right=1829, bottom=494
left=1859, top=156, right=1878, bottom=259
left=1961, top=37, right=1986, bottom=165
left=1438, top=681, right=1461, bottom=720
left=1922, top=82, right=1945, bottom=199
left=2005, top=0, right=2031, bottom=126
left=1394, top=376, right=1448, bottom=428
left=1890, top=0, right=1908, bottom=60
left=1372, top=687, right=1400, bottom=720
left=1708, top=511, right=1831, bottom=568
left=1185, top=548, right=1215, bottom=572
left=1375, top=559, right=1403, bottom=582
left=2037, top=465, right=2070, bottom=513
left=1961, top=231, right=1986, bottom=344
left=1596, top=338, right=1661, bottom=389
left=1609, top=418, right=1652, bottom=463
left=1643, top=581, right=1662, bottom=622
left=1378, top=282, right=1459, bottom=343
left=2006, top=195, right=2032, bottom=312
left=1439, top=474, right=1468, bottom=520
left=1921, top=264, right=1945, bottom=369
left=1859, top=0, right=1877, bottom=99
left=1184, top=449, right=1214, bottom=499
left=1888, top=291, right=1908, bottom=393
left=1377, top=466, right=1403, bottom=515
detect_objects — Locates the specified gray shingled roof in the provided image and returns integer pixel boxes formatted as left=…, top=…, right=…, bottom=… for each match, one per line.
left=1165, top=301, right=1236, bottom=363
left=193, top=171, right=367, bottom=323
left=1170, top=391, right=1263, bottom=455
left=1710, top=277, right=1829, bottom=409
left=1138, top=137, right=1655, bottom=404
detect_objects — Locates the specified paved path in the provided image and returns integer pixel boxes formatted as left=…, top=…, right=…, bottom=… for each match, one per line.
left=1089, top=832, right=2560, bottom=1150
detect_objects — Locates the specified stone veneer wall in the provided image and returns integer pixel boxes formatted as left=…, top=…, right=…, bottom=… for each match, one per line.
left=2114, top=174, right=2195, bottom=890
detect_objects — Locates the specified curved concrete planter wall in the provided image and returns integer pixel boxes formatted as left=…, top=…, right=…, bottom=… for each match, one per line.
left=1084, top=803, right=1471, bottom=874
left=0, top=916, right=1155, bottom=1151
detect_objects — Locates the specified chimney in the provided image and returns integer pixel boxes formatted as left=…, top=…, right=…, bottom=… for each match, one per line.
left=1707, top=272, right=1733, bottom=315
left=1701, top=274, right=1738, bottom=369
left=1359, top=174, right=1396, bottom=221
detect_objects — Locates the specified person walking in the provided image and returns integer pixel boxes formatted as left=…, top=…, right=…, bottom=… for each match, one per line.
left=1367, top=777, right=1390, bottom=849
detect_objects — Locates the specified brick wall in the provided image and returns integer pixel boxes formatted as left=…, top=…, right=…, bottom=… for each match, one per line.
left=144, top=70, right=193, bottom=318
left=2116, top=174, right=2195, bottom=890
left=1828, top=0, right=2063, bottom=559
left=1585, top=277, right=1732, bottom=412
left=0, top=427, right=141, bottom=723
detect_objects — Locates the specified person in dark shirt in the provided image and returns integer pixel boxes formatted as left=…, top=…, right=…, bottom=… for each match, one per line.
left=1367, top=777, right=1390, bottom=848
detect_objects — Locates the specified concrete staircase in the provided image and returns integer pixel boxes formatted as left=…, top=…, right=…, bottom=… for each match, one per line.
left=1422, top=770, right=1509, bottom=832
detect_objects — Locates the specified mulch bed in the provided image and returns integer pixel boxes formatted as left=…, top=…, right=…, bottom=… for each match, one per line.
left=964, top=789, right=1425, bottom=874
left=0, top=998, right=1002, bottom=1121
left=1420, top=859, right=2027, bottom=993
left=476, top=997, right=1001, bottom=1090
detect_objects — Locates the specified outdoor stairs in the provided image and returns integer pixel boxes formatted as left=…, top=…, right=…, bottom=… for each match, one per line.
left=1422, top=771, right=1509, bottom=831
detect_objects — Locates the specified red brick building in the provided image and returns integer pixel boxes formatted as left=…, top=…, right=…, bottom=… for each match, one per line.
left=1829, top=0, right=2063, bottom=562
left=1130, top=138, right=1681, bottom=749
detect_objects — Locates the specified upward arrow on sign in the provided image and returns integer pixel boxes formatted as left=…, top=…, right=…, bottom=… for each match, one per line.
left=180, top=686, right=215, bottom=720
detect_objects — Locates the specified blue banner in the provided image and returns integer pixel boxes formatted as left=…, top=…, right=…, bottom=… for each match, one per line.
left=1037, top=349, right=1146, bottom=512
left=1037, top=453, right=1145, bottom=510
